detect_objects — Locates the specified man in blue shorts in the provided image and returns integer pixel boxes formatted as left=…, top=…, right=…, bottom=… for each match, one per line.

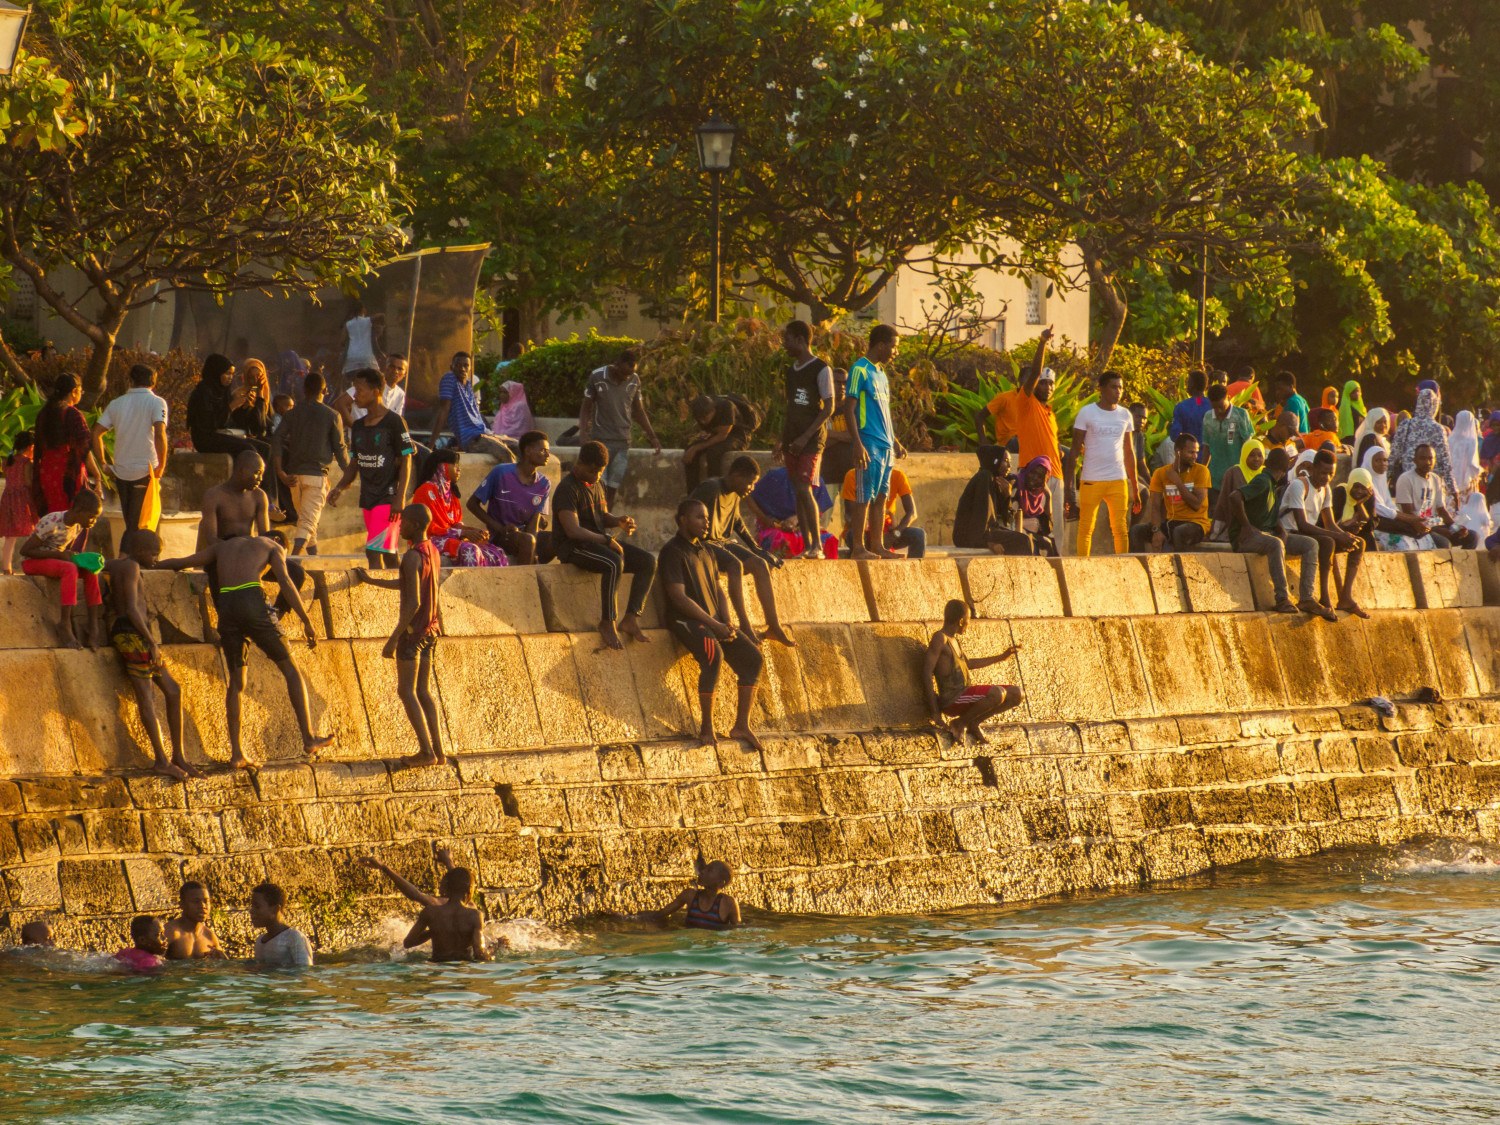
left=842, top=324, right=906, bottom=560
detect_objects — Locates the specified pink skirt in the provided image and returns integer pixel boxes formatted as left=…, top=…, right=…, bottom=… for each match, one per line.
left=362, top=504, right=400, bottom=555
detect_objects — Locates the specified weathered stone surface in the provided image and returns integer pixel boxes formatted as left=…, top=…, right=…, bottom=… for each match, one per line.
left=959, top=555, right=1065, bottom=619
left=1204, top=614, right=1288, bottom=712
left=518, top=633, right=594, bottom=747
left=0, top=651, right=77, bottom=776
left=137, top=570, right=211, bottom=644
left=849, top=622, right=931, bottom=729
left=1132, top=616, right=1226, bottom=716
left=1424, top=610, right=1480, bottom=700
left=860, top=558, right=963, bottom=622
left=1462, top=608, right=1500, bottom=696
left=344, top=639, right=452, bottom=762
left=1266, top=615, right=1376, bottom=708
left=628, top=629, right=700, bottom=742
left=793, top=624, right=871, bottom=732
left=1410, top=550, right=1484, bottom=610
left=536, top=565, right=661, bottom=632
left=436, top=567, right=548, bottom=636
left=1350, top=553, right=1419, bottom=611
left=1009, top=617, right=1114, bottom=722
left=1094, top=618, right=1157, bottom=720
left=237, top=640, right=376, bottom=764
left=1053, top=556, right=1155, bottom=617
left=572, top=639, right=648, bottom=744
left=59, top=858, right=134, bottom=914
left=1360, top=612, right=1441, bottom=699
left=435, top=636, right=545, bottom=753
left=761, top=560, right=872, bottom=626
left=1144, top=554, right=1187, bottom=614
left=0, top=575, right=64, bottom=648
left=1181, top=554, right=1257, bottom=614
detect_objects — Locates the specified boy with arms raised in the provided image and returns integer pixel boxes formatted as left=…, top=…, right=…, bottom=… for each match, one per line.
left=923, top=600, right=1023, bottom=747
left=157, top=534, right=332, bottom=768
left=402, top=866, right=493, bottom=962
left=358, top=503, right=446, bottom=768
left=103, top=529, right=201, bottom=781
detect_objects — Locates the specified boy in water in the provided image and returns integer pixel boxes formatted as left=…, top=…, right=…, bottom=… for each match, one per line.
left=250, top=882, right=313, bottom=967
left=165, top=881, right=226, bottom=960
left=19, top=920, right=55, bottom=948
left=401, top=867, right=493, bottom=962
left=357, top=504, right=445, bottom=768
left=103, top=529, right=202, bottom=782
left=629, top=860, right=741, bottom=931
left=923, top=600, right=1024, bottom=746
left=157, top=534, right=332, bottom=768
left=115, top=915, right=167, bottom=971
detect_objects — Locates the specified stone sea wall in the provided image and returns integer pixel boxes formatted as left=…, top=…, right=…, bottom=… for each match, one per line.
left=2, top=548, right=1499, bottom=950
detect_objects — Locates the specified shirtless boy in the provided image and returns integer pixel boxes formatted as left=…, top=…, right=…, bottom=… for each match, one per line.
left=103, top=529, right=202, bottom=781
left=923, top=600, right=1024, bottom=746
left=357, top=504, right=445, bottom=768
left=165, top=881, right=226, bottom=960
left=198, top=451, right=307, bottom=623
left=401, top=867, right=493, bottom=962
left=157, top=535, right=332, bottom=768
left=19, top=920, right=55, bottom=948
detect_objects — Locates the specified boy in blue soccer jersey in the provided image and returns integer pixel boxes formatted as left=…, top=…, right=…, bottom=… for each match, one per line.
left=841, top=324, right=907, bottom=560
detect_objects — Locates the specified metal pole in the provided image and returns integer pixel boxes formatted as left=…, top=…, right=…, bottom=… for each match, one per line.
left=710, top=170, right=722, bottom=323
left=1196, top=240, right=1208, bottom=365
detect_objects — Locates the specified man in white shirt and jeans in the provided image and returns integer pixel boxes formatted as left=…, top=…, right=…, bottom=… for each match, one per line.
left=91, top=364, right=169, bottom=530
left=1279, top=448, right=1366, bottom=620
left=1064, top=370, right=1139, bottom=555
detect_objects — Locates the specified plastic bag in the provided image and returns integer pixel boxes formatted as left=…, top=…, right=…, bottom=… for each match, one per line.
left=138, top=472, right=162, bottom=531
left=70, top=552, right=105, bottom=574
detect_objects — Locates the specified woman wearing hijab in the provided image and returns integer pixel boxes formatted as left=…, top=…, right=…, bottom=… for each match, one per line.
left=1455, top=492, right=1492, bottom=545
left=1213, top=438, right=1264, bottom=524
left=1449, top=410, right=1482, bottom=501
left=1321, top=386, right=1340, bottom=416
left=1337, top=380, right=1366, bottom=439
left=411, top=448, right=508, bottom=567
left=489, top=380, right=535, bottom=442
left=1014, top=455, right=1058, bottom=557
left=1387, top=388, right=1456, bottom=499
left=32, top=374, right=102, bottom=516
left=1331, top=467, right=1378, bottom=551
left=1363, top=446, right=1433, bottom=552
left=1353, top=408, right=1390, bottom=465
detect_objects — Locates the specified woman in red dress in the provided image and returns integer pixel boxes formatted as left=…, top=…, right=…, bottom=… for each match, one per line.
left=32, top=374, right=101, bottom=517
left=412, top=448, right=507, bottom=567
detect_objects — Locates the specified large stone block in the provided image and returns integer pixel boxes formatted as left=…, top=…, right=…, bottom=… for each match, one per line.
left=0, top=575, right=69, bottom=648
left=1463, top=607, right=1500, bottom=696
left=849, top=622, right=931, bottom=729
left=50, top=648, right=161, bottom=775
left=343, top=639, right=453, bottom=761
left=573, top=638, right=649, bottom=744
left=518, top=634, right=594, bottom=747
left=1266, top=614, right=1377, bottom=708
left=237, top=639, right=376, bottom=763
left=750, top=640, right=815, bottom=733
left=792, top=624, right=871, bottom=732
left=1350, top=553, right=1418, bottom=611
left=436, top=567, right=548, bottom=636
left=434, top=636, right=545, bottom=753
left=315, top=569, right=399, bottom=640
left=1008, top=617, right=1114, bottom=722
left=1203, top=613, right=1288, bottom=712
left=1053, top=556, right=1154, bottom=618
left=1359, top=612, right=1441, bottom=699
left=1131, top=616, right=1226, bottom=716
left=860, top=558, right=963, bottom=622
left=0, top=651, right=78, bottom=776
left=58, top=858, right=134, bottom=914
left=535, top=564, right=661, bottom=633
left=1093, top=618, right=1157, bottom=719
left=627, top=629, right=700, bottom=742
left=136, top=570, right=211, bottom=644
left=959, top=555, right=1065, bottom=619
left=763, top=560, right=871, bottom=626
left=1410, top=550, right=1483, bottom=610
left=1178, top=554, right=1256, bottom=613
left=1424, top=609, right=1480, bottom=700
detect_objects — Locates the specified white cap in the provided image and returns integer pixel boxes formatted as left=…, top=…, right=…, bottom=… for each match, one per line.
left=1037, top=366, right=1057, bottom=384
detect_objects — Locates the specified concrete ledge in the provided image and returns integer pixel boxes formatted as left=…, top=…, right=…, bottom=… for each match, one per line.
left=1352, top=553, right=1419, bottom=610
left=859, top=558, right=964, bottom=622
left=1051, top=556, right=1154, bottom=617
left=1178, top=554, right=1256, bottom=613
left=1410, top=550, right=1484, bottom=610
left=1145, top=555, right=1187, bottom=613
left=536, top=565, right=662, bottom=633
left=959, top=556, right=1065, bottom=618
left=437, top=569, right=547, bottom=637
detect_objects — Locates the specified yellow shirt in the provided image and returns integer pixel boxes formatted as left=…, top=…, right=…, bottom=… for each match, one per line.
left=1149, top=462, right=1213, bottom=530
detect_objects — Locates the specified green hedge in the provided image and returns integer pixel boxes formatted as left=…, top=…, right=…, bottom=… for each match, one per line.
left=481, top=333, right=640, bottom=421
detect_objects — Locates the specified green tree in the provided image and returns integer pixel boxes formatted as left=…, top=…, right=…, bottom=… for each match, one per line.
left=0, top=0, right=404, bottom=400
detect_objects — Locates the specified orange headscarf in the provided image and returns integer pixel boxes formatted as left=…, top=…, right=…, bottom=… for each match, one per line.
left=1321, top=385, right=1339, bottom=411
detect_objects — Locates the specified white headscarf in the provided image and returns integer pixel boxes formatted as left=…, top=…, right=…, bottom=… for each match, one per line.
left=1361, top=445, right=1398, bottom=519
left=1292, top=448, right=1317, bottom=477
left=1456, top=491, right=1491, bottom=541
left=1451, top=410, right=1481, bottom=497
left=1353, top=407, right=1390, bottom=456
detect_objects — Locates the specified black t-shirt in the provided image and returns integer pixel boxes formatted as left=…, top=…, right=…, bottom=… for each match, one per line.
left=657, top=534, right=722, bottom=624
left=690, top=478, right=753, bottom=544
left=553, top=470, right=608, bottom=560
left=348, top=410, right=414, bottom=509
left=783, top=357, right=831, bottom=454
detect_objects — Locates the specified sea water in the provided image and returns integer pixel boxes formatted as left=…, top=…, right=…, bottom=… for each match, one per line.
left=4, top=839, right=1500, bottom=1124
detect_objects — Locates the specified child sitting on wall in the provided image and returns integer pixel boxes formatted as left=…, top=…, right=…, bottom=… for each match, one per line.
left=923, top=600, right=1024, bottom=747
left=19, top=489, right=106, bottom=649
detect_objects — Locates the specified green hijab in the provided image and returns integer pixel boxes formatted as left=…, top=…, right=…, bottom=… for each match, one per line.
left=1338, top=379, right=1366, bottom=439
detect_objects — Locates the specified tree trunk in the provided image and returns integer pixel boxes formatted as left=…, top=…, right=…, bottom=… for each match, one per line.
left=517, top=298, right=548, bottom=346
left=1082, top=249, right=1127, bottom=374
left=806, top=298, right=837, bottom=327
left=81, top=334, right=117, bottom=409
left=0, top=324, right=29, bottom=385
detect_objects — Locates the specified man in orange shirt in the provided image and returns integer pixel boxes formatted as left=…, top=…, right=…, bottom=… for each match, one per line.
left=976, top=389, right=1021, bottom=449
left=1011, top=327, right=1064, bottom=533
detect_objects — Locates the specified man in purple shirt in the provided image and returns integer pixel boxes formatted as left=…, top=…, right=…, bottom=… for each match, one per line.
left=1168, top=369, right=1213, bottom=462
left=466, top=429, right=553, bottom=563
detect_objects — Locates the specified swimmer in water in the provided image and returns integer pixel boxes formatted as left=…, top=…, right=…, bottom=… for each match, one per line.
left=401, top=867, right=495, bottom=962
left=165, top=881, right=227, bottom=960
left=630, top=860, right=741, bottom=931
left=19, top=919, right=55, bottom=948
left=115, top=915, right=167, bottom=971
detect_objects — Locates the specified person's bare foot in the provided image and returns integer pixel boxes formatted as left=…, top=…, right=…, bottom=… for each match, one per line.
left=728, top=725, right=765, bottom=752
left=967, top=724, right=992, bottom=746
left=764, top=623, right=796, bottom=647
left=620, top=615, right=650, bottom=644
left=695, top=726, right=719, bottom=750
left=850, top=546, right=880, bottom=561
left=598, top=620, right=624, bottom=650
left=303, top=733, right=335, bottom=758
left=873, top=545, right=902, bottom=559
left=945, top=718, right=968, bottom=745
left=152, top=759, right=190, bottom=782
left=803, top=547, right=824, bottom=561
left=1336, top=599, right=1370, bottom=619
left=396, top=752, right=439, bottom=770
left=172, top=756, right=208, bottom=780
left=1299, top=599, right=1336, bottom=622
left=59, top=630, right=81, bottom=650
left=228, top=751, right=259, bottom=773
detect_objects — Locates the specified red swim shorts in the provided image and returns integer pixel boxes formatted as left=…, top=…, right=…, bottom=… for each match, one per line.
left=942, top=684, right=1008, bottom=716
left=785, top=451, right=823, bottom=487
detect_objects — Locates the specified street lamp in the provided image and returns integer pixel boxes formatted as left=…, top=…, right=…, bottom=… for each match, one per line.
left=695, top=113, right=737, bottom=323
left=0, top=4, right=29, bottom=78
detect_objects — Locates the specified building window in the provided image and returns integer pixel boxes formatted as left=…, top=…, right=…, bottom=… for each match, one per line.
left=5, top=272, right=36, bottom=324
left=1025, top=276, right=1046, bottom=325
left=602, top=288, right=630, bottom=328
left=988, top=321, right=1007, bottom=353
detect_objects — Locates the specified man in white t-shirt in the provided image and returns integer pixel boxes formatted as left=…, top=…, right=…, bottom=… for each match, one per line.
left=90, top=364, right=169, bottom=530
left=1396, top=443, right=1475, bottom=549
left=335, top=353, right=409, bottom=426
left=1279, top=447, right=1366, bottom=619
left=249, top=882, right=313, bottom=968
left=1063, top=370, right=1139, bottom=556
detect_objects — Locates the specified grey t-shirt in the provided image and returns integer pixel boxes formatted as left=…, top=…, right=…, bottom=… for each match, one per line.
left=254, top=925, right=313, bottom=967
left=583, top=366, right=641, bottom=444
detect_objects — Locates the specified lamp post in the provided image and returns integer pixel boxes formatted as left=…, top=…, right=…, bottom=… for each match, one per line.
left=695, top=113, right=737, bottom=323
left=0, top=3, right=29, bottom=79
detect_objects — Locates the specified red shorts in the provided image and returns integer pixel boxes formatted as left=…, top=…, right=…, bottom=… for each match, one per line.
left=942, top=684, right=1004, bottom=716
left=785, top=451, right=823, bottom=487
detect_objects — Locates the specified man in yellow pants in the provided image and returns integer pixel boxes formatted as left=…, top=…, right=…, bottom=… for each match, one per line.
left=1064, top=370, right=1140, bottom=555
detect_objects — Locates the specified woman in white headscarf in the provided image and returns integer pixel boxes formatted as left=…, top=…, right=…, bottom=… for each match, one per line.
left=1363, top=445, right=1433, bottom=552
left=1450, top=410, right=1482, bottom=500
left=1455, top=491, right=1491, bottom=543
left=1353, top=407, right=1391, bottom=466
